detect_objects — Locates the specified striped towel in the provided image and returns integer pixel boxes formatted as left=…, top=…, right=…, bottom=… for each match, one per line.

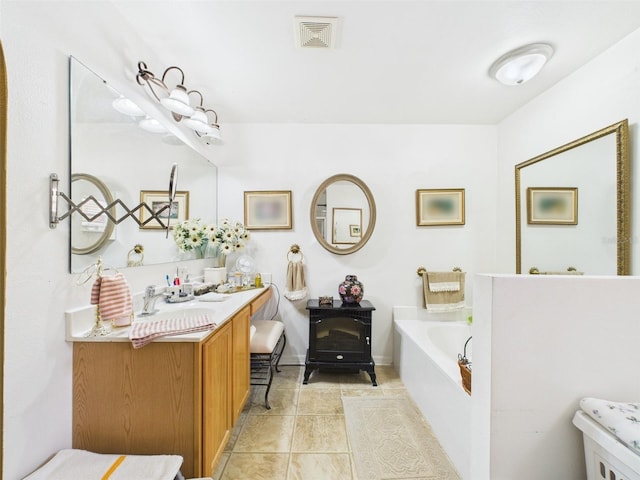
left=129, top=314, right=217, bottom=349
left=91, top=273, right=134, bottom=327
left=21, top=448, right=182, bottom=480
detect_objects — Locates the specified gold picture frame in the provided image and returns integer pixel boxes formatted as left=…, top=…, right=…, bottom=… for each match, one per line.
left=527, top=187, right=578, bottom=225
left=416, top=189, right=465, bottom=226
left=244, top=190, right=292, bottom=230
left=139, top=190, right=189, bottom=229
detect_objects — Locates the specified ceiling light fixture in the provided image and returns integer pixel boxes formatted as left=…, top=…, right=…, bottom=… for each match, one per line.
left=135, top=61, right=222, bottom=144
left=489, top=43, right=553, bottom=86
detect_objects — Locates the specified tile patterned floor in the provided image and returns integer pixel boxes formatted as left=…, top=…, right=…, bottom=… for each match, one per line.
left=212, top=365, right=457, bottom=480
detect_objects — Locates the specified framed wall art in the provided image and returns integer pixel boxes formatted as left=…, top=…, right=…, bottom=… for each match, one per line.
left=244, top=190, right=292, bottom=230
left=527, top=187, right=578, bottom=225
left=139, top=190, right=189, bottom=229
left=416, top=188, right=465, bottom=226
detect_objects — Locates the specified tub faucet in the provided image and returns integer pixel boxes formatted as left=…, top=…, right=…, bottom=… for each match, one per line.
left=139, top=285, right=165, bottom=316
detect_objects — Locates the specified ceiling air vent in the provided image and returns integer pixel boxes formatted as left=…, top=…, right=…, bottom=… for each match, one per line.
left=294, top=16, right=338, bottom=49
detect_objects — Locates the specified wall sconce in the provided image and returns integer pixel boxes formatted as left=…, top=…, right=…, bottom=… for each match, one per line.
left=489, top=43, right=553, bottom=86
left=196, top=109, right=222, bottom=145
left=136, top=61, right=222, bottom=144
left=112, top=95, right=145, bottom=117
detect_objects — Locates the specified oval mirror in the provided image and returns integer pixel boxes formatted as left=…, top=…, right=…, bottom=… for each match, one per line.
left=71, top=173, right=116, bottom=255
left=515, top=119, right=630, bottom=275
left=310, top=174, right=376, bottom=255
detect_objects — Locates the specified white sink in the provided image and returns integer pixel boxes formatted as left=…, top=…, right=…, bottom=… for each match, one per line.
left=135, top=305, right=215, bottom=323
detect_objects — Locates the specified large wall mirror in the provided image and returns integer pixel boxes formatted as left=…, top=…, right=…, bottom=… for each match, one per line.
left=515, top=119, right=630, bottom=275
left=310, top=174, right=376, bottom=255
left=69, top=56, right=218, bottom=273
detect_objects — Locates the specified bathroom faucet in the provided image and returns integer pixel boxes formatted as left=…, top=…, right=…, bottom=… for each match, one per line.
left=139, top=285, right=165, bottom=316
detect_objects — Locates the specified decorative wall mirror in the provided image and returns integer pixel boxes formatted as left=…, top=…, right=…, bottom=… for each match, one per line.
left=515, top=119, right=630, bottom=275
left=70, top=173, right=116, bottom=255
left=310, top=174, right=376, bottom=255
left=69, top=56, right=218, bottom=273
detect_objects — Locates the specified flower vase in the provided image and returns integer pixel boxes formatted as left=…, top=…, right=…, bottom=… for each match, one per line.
left=338, top=275, right=364, bottom=305
left=211, top=253, right=225, bottom=268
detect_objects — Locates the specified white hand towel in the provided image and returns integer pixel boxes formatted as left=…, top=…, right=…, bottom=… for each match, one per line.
left=285, top=260, right=308, bottom=301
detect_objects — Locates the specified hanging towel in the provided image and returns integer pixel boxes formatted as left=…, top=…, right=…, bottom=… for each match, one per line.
left=420, top=270, right=465, bottom=312
left=129, top=313, right=216, bottom=349
left=90, top=273, right=134, bottom=327
left=285, top=260, right=308, bottom=301
left=21, top=448, right=183, bottom=480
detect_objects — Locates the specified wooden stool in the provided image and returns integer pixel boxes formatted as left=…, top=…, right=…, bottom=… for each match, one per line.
left=250, top=320, right=286, bottom=409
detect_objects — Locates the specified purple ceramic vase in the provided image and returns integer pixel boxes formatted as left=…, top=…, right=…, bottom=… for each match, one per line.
left=338, top=275, right=364, bottom=305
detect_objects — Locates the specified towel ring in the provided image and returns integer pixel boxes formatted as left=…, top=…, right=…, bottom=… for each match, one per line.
left=76, top=257, right=118, bottom=285
left=127, top=244, right=145, bottom=267
left=287, top=244, right=303, bottom=263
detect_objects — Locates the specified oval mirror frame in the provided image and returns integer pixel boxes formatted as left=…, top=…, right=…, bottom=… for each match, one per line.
left=310, top=173, right=377, bottom=255
left=71, top=173, right=116, bottom=255
left=515, top=119, right=630, bottom=275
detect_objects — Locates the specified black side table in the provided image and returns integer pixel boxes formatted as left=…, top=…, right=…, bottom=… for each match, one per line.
left=304, top=299, right=376, bottom=386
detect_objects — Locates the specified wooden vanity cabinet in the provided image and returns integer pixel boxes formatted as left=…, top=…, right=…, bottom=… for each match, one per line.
left=72, top=289, right=270, bottom=478
left=231, top=305, right=250, bottom=423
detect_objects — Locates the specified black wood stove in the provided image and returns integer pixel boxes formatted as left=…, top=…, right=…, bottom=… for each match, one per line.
left=304, top=299, right=376, bottom=385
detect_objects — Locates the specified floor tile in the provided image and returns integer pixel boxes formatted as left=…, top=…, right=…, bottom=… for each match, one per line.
left=217, top=365, right=459, bottom=479
left=249, top=387, right=299, bottom=416
left=302, top=370, right=346, bottom=388
left=375, top=366, right=405, bottom=388
left=288, top=453, right=353, bottom=480
left=340, top=387, right=385, bottom=397
left=292, top=415, right=349, bottom=452
left=211, top=452, right=229, bottom=480
left=297, top=388, right=343, bottom=414
left=271, top=365, right=304, bottom=388
left=234, top=415, right=295, bottom=453
left=224, top=410, right=248, bottom=452
left=220, top=453, right=289, bottom=480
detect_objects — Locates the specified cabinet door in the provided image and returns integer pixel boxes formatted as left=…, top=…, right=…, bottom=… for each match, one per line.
left=202, top=322, right=232, bottom=477
left=232, top=305, right=251, bottom=423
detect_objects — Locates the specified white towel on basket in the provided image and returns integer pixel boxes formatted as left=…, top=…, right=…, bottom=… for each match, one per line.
left=129, top=314, right=217, bottom=349
left=22, top=449, right=183, bottom=480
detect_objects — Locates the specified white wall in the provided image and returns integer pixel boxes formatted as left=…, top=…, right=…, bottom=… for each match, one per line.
left=3, top=1, right=640, bottom=479
left=214, top=123, right=497, bottom=365
left=471, top=274, right=640, bottom=480
left=1, top=4, right=498, bottom=477
left=0, top=3, right=218, bottom=478
left=496, top=27, right=640, bottom=274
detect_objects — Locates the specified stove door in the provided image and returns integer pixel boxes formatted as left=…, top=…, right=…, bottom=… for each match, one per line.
left=309, top=316, right=370, bottom=362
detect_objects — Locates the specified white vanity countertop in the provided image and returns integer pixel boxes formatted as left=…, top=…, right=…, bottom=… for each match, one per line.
left=66, top=287, right=269, bottom=343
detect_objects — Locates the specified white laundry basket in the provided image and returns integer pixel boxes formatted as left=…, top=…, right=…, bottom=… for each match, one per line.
left=573, top=410, right=640, bottom=480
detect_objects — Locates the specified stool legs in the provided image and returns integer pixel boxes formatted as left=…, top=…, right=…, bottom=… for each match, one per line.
left=251, top=332, right=286, bottom=410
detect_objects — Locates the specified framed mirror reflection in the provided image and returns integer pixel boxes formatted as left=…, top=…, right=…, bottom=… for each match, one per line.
left=310, top=174, right=376, bottom=255
left=69, top=56, right=218, bottom=273
left=515, top=119, right=630, bottom=275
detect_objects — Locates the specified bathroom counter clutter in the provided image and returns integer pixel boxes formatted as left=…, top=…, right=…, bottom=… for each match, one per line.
left=70, top=286, right=272, bottom=478
left=66, top=286, right=270, bottom=344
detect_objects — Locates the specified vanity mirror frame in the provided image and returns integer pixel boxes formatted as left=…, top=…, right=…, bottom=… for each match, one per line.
left=515, top=119, right=630, bottom=275
left=310, top=173, right=376, bottom=255
left=70, top=173, right=116, bottom=255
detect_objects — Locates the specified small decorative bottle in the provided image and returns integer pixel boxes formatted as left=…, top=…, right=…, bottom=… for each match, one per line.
left=338, top=275, right=364, bottom=305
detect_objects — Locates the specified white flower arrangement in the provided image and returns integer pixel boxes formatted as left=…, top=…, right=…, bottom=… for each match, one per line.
left=173, top=218, right=250, bottom=256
